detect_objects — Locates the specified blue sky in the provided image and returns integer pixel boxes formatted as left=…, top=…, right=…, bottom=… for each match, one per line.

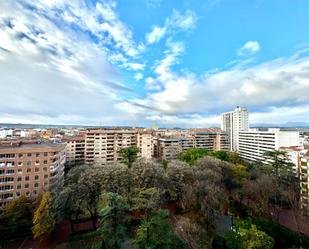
left=0, top=0, right=309, bottom=127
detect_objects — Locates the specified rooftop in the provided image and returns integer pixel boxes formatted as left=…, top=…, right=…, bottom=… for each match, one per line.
left=0, top=138, right=64, bottom=150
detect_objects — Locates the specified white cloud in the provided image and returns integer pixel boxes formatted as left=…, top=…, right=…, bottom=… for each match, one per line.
left=145, top=10, right=198, bottom=44
left=0, top=0, right=135, bottom=125
left=250, top=105, right=309, bottom=124
left=134, top=73, right=143, bottom=81
left=125, top=62, right=146, bottom=71
left=131, top=48, right=309, bottom=125
left=146, top=26, right=167, bottom=44
left=237, top=41, right=261, bottom=56
left=146, top=114, right=220, bottom=127
left=144, top=77, right=162, bottom=91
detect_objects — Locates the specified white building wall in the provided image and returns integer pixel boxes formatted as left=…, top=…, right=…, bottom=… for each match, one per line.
left=238, top=128, right=300, bottom=162
left=221, top=106, right=249, bottom=151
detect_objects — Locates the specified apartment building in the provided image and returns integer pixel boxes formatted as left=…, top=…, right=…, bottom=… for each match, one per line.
left=300, top=150, right=309, bottom=213
left=190, top=129, right=230, bottom=151
left=84, top=129, right=138, bottom=166
left=0, top=139, right=65, bottom=207
left=156, top=138, right=183, bottom=161
left=137, top=131, right=154, bottom=160
left=62, top=134, right=85, bottom=168
left=238, top=128, right=300, bottom=162
left=156, top=129, right=229, bottom=161
left=221, top=106, right=249, bottom=151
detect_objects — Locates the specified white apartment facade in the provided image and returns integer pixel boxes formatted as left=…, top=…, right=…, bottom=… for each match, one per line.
left=238, top=128, right=300, bottom=162
left=137, top=131, right=154, bottom=160
left=221, top=106, right=249, bottom=151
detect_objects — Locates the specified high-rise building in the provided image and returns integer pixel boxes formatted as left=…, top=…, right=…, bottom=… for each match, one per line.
left=238, top=128, right=300, bottom=162
left=221, top=106, right=249, bottom=151
left=0, top=139, right=66, bottom=207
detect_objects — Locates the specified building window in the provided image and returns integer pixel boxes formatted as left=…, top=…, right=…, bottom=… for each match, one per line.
left=18, top=169, right=22, bottom=174
left=25, top=183, right=29, bottom=188
left=18, top=162, right=23, bottom=166
left=36, top=153, right=40, bottom=157
left=34, top=182, right=39, bottom=188
left=6, top=169, right=15, bottom=174
left=44, top=152, right=48, bottom=157
left=17, top=176, right=22, bottom=181
left=27, top=153, right=32, bottom=157
left=18, top=153, right=23, bottom=158
left=17, top=185, right=21, bottom=190
left=44, top=174, right=48, bottom=179
left=27, top=161, right=31, bottom=166
left=25, top=176, right=29, bottom=181
left=35, top=168, right=39, bottom=172
left=44, top=160, right=48, bottom=164
left=16, top=192, right=20, bottom=197
left=35, top=160, right=39, bottom=165
left=27, top=168, right=31, bottom=173
left=35, top=175, right=39, bottom=180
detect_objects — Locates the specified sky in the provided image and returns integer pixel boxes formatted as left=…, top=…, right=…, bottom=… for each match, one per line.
left=0, top=0, right=309, bottom=127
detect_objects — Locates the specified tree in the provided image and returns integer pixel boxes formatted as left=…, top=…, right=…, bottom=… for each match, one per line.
left=179, top=148, right=209, bottom=166
left=263, top=150, right=296, bottom=220
left=182, top=157, right=226, bottom=236
left=227, top=152, right=242, bottom=164
left=243, top=174, right=277, bottom=215
left=175, top=216, right=210, bottom=249
left=0, top=195, right=34, bottom=234
left=225, top=220, right=274, bottom=249
left=57, top=165, right=104, bottom=231
left=263, top=150, right=294, bottom=181
left=78, top=167, right=103, bottom=229
left=98, top=193, right=128, bottom=249
left=119, top=146, right=141, bottom=169
left=32, top=192, right=56, bottom=239
left=210, top=150, right=229, bottom=161
left=135, top=209, right=185, bottom=249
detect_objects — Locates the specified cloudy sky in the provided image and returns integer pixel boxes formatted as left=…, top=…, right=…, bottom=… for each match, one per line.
left=1, top=0, right=309, bottom=127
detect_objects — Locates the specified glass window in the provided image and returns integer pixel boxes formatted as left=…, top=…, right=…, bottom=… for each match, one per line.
left=27, top=161, right=31, bottom=166
left=27, top=168, right=31, bottom=173
left=25, top=183, right=29, bottom=188
left=25, top=176, right=29, bottom=181
left=44, top=152, right=48, bottom=156
left=27, top=153, right=32, bottom=157
left=35, top=175, right=39, bottom=180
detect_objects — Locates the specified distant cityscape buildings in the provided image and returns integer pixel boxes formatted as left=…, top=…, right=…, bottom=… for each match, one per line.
left=0, top=111, right=309, bottom=209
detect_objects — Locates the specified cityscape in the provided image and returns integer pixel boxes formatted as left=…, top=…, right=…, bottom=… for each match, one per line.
left=1, top=0, right=309, bottom=249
